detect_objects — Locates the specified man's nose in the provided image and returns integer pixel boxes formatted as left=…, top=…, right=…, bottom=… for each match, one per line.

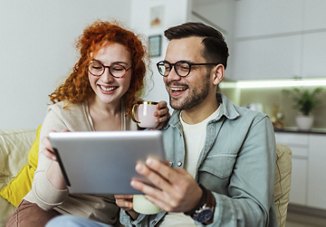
left=166, top=66, right=181, bottom=80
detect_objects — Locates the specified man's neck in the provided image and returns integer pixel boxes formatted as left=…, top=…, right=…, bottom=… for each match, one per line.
left=180, top=98, right=219, bottom=125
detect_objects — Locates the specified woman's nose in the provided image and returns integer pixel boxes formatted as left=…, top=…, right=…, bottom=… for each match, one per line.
left=100, top=68, right=115, bottom=82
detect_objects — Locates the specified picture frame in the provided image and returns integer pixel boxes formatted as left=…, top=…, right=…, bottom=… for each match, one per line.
left=148, top=35, right=162, bottom=58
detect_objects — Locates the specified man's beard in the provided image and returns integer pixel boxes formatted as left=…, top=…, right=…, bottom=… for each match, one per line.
left=169, top=73, right=210, bottom=110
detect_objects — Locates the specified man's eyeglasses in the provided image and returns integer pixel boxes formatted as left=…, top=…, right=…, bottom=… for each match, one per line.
left=156, top=60, right=219, bottom=77
left=88, top=60, right=131, bottom=78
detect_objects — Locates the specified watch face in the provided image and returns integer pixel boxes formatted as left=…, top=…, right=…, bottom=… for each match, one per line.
left=194, top=207, right=214, bottom=223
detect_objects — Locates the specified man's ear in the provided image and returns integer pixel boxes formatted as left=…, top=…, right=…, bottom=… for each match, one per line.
left=212, top=64, right=224, bottom=85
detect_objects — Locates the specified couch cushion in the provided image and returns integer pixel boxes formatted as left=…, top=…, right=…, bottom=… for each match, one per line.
left=274, top=144, right=292, bottom=227
left=0, top=126, right=41, bottom=207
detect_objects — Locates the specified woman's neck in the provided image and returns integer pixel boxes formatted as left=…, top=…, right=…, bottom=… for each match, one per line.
left=87, top=97, right=123, bottom=131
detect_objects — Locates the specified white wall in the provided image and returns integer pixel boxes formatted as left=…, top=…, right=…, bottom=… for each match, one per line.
left=0, top=0, right=194, bottom=130
left=191, top=0, right=236, bottom=80
left=0, top=0, right=131, bottom=130
left=129, top=0, right=192, bottom=104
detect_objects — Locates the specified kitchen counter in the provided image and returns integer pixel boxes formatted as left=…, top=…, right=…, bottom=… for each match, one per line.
left=274, top=127, right=326, bottom=135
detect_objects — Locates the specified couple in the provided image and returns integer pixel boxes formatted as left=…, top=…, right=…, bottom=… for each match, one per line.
left=7, top=20, right=277, bottom=227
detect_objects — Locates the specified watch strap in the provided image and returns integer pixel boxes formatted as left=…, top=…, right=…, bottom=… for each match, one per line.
left=184, top=184, right=216, bottom=224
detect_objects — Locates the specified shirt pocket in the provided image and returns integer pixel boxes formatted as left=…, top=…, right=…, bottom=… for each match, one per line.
left=199, top=154, right=237, bottom=179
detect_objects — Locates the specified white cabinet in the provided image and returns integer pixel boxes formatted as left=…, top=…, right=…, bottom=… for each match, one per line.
left=275, top=133, right=309, bottom=205
left=307, top=135, right=326, bottom=209
left=291, top=159, right=308, bottom=205
left=234, top=0, right=303, bottom=37
left=232, top=36, right=301, bottom=80
left=275, top=132, right=326, bottom=210
left=231, top=0, right=326, bottom=80
left=303, top=0, right=326, bottom=30
left=302, top=32, right=326, bottom=78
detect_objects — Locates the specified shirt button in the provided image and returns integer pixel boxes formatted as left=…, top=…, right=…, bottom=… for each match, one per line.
left=177, top=161, right=182, bottom=167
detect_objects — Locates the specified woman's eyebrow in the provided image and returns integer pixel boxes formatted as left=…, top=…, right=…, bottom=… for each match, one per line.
left=93, top=59, right=130, bottom=65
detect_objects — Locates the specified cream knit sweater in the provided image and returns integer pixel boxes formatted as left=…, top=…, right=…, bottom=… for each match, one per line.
left=24, top=101, right=137, bottom=224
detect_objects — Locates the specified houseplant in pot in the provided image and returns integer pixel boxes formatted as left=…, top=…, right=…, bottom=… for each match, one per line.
left=284, top=87, right=323, bottom=130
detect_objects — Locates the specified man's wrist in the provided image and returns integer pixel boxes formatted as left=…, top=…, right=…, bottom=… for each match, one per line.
left=184, top=184, right=216, bottom=224
left=127, top=210, right=139, bottom=220
left=184, top=185, right=205, bottom=216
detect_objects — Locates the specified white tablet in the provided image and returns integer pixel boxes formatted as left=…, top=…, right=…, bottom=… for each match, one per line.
left=48, top=130, right=165, bottom=195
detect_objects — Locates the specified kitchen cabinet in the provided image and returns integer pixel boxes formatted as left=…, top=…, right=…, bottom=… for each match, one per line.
left=232, top=36, right=301, bottom=80
left=275, top=132, right=326, bottom=210
left=303, top=0, right=326, bottom=30
left=275, top=133, right=308, bottom=205
left=302, top=32, right=326, bottom=78
left=307, top=135, right=326, bottom=209
left=230, top=0, right=326, bottom=80
left=234, top=0, right=303, bottom=37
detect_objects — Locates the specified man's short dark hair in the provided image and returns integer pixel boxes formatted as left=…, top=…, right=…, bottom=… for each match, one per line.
left=164, top=22, right=229, bottom=68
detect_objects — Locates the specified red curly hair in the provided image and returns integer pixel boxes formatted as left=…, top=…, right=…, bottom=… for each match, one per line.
left=49, top=20, right=146, bottom=116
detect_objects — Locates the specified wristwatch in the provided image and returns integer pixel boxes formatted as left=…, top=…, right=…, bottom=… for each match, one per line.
left=184, top=184, right=216, bottom=224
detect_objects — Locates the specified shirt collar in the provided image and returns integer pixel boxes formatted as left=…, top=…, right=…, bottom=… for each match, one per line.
left=167, top=93, right=240, bottom=128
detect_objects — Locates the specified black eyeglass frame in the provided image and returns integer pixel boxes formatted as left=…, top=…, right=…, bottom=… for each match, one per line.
left=88, top=60, right=131, bottom=78
left=156, top=60, right=219, bottom=77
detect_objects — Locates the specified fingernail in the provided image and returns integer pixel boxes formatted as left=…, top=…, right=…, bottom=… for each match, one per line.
left=146, top=157, right=154, bottom=165
left=135, top=162, right=143, bottom=172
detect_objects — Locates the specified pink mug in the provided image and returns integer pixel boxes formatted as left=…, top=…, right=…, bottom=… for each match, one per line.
left=131, top=101, right=158, bottom=128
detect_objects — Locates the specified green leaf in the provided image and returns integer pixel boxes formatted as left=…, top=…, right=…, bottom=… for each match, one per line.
left=284, top=87, right=323, bottom=116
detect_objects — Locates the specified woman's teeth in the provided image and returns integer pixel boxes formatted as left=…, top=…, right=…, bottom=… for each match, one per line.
left=99, top=85, right=116, bottom=91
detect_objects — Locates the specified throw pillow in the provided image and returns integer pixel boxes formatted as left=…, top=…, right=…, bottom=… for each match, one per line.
left=0, top=125, right=41, bottom=207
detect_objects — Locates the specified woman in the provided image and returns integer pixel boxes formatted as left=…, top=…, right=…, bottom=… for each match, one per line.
left=6, top=20, right=169, bottom=227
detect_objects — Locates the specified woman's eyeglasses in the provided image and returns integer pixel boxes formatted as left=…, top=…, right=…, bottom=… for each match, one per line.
left=88, top=60, right=131, bottom=78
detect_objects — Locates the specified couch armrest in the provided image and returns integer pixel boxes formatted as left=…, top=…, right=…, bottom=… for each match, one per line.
left=0, top=129, right=36, bottom=188
left=0, top=129, right=37, bottom=225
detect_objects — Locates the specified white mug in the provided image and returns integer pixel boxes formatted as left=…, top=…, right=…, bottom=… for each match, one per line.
left=131, top=101, right=159, bottom=128
left=133, top=194, right=161, bottom=214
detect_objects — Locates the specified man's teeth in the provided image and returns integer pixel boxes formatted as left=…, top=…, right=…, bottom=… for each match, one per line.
left=171, top=87, right=186, bottom=92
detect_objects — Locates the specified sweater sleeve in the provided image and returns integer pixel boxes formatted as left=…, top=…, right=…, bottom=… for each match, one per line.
left=25, top=102, right=91, bottom=210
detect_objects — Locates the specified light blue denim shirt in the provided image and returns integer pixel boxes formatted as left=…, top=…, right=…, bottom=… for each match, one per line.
left=120, top=94, right=277, bottom=227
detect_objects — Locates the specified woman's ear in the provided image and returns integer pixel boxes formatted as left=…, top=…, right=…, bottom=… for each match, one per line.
left=212, top=64, right=224, bottom=85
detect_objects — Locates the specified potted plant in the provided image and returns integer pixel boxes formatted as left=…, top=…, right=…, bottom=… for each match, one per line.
left=284, top=87, right=323, bottom=130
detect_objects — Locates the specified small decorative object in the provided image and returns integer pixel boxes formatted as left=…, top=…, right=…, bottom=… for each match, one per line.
left=284, top=87, right=323, bottom=130
left=150, top=5, right=164, bottom=28
left=148, top=35, right=162, bottom=58
left=271, top=104, right=284, bottom=129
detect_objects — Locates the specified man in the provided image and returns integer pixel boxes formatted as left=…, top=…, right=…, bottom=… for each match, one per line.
left=119, top=22, right=277, bottom=226
left=46, top=22, right=277, bottom=227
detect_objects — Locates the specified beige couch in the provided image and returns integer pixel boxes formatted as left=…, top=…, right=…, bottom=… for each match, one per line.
left=0, top=129, right=36, bottom=227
